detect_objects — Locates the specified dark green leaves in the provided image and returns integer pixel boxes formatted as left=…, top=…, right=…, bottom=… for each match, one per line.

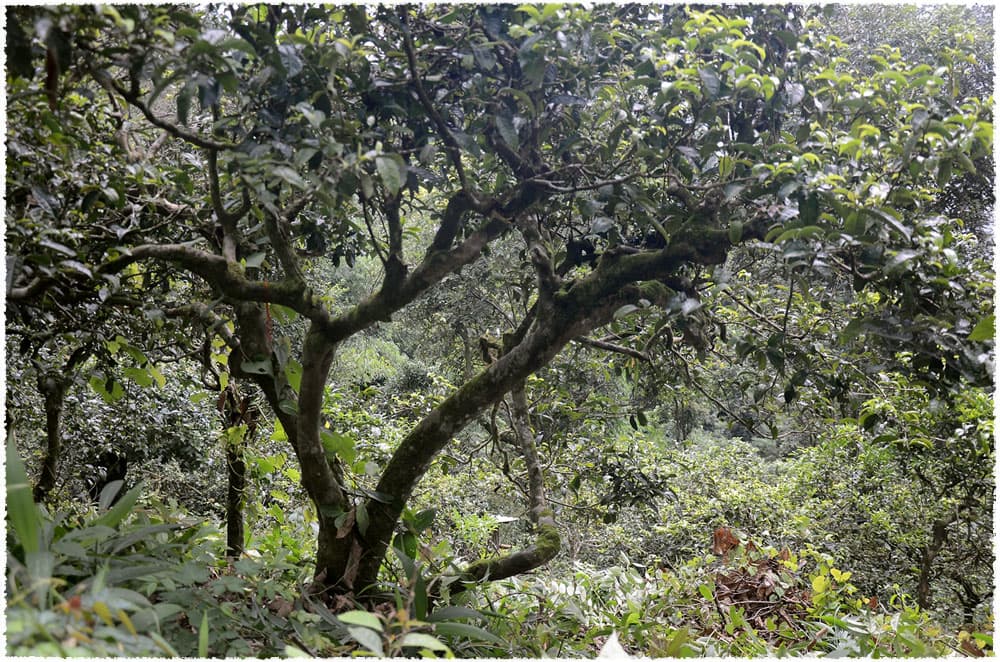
left=6, top=11, right=35, bottom=80
left=6, top=438, right=41, bottom=556
left=698, top=67, right=722, bottom=98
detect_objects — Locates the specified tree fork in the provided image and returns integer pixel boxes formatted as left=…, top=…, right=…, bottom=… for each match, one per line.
left=461, top=383, right=560, bottom=585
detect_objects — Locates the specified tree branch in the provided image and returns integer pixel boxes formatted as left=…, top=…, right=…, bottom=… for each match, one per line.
left=8, top=276, right=51, bottom=301
left=574, top=336, right=649, bottom=361
left=263, top=210, right=307, bottom=284
left=461, top=384, right=559, bottom=583
left=207, top=149, right=246, bottom=263
left=94, top=72, right=235, bottom=151
left=320, top=205, right=511, bottom=343
left=399, top=9, right=485, bottom=210
left=99, top=244, right=327, bottom=323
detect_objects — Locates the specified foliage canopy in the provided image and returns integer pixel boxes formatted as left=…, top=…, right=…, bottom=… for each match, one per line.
left=5, top=3, right=994, bottom=656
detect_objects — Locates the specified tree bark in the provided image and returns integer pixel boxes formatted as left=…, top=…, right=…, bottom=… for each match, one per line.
left=336, top=224, right=744, bottom=593
left=917, top=518, right=951, bottom=609
left=461, top=383, right=559, bottom=584
left=225, top=440, right=246, bottom=558
left=32, top=371, right=68, bottom=503
left=32, top=347, right=91, bottom=503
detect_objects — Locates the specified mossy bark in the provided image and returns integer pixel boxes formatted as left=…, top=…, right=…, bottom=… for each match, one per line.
left=460, top=384, right=560, bottom=584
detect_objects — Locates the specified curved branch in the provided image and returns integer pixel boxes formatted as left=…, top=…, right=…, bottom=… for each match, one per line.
left=321, top=203, right=511, bottom=342
left=99, top=244, right=328, bottom=323
left=263, top=211, right=307, bottom=284
left=165, top=301, right=240, bottom=351
left=574, top=335, right=649, bottom=361
left=461, top=384, right=559, bottom=583
left=8, top=276, right=51, bottom=301
left=207, top=149, right=249, bottom=263
left=93, top=72, right=235, bottom=151
left=399, top=9, right=484, bottom=209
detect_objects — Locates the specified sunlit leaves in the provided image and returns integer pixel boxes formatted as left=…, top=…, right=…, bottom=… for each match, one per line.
left=967, top=314, right=995, bottom=342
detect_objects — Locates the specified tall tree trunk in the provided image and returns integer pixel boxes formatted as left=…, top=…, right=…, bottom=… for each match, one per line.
left=32, top=371, right=68, bottom=503
left=347, top=299, right=599, bottom=592
left=225, top=440, right=246, bottom=558
left=218, top=378, right=257, bottom=559
left=31, top=347, right=91, bottom=503
left=916, top=518, right=950, bottom=609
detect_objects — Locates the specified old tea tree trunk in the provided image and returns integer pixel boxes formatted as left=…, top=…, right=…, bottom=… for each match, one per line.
left=48, top=3, right=782, bottom=599
left=8, top=4, right=982, bottom=603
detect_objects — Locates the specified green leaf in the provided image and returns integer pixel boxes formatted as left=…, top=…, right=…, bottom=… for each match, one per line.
left=149, top=631, right=181, bottom=657
left=273, top=165, right=307, bottom=190
left=284, top=359, right=303, bottom=393
left=955, top=151, right=977, bottom=175
left=968, top=315, right=994, bottom=342
left=339, top=610, right=384, bottom=631
left=346, top=625, right=384, bottom=656
left=433, top=622, right=506, bottom=646
left=244, top=252, right=266, bottom=269
left=866, top=207, right=911, bottom=241
left=148, top=364, right=166, bottom=388
left=936, top=159, right=953, bottom=188
left=90, top=483, right=142, bottom=529
left=718, top=154, right=734, bottom=179
left=411, top=508, right=436, bottom=533
left=427, top=606, right=485, bottom=622
left=499, top=87, right=536, bottom=117
left=399, top=632, right=451, bottom=653
left=6, top=437, right=41, bottom=555
left=799, top=193, right=819, bottom=225
left=496, top=114, right=519, bottom=150
left=60, top=260, right=93, bottom=278
left=124, top=366, right=153, bottom=387
left=414, top=572, right=428, bottom=620
left=39, top=238, right=76, bottom=256
left=698, top=67, right=721, bottom=98
left=845, top=212, right=866, bottom=236
left=885, top=249, right=919, bottom=272
left=515, top=4, right=542, bottom=20
left=198, top=611, right=209, bottom=657
left=540, top=3, right=561, bottom=21
left=294, top=101, right=326, bottom=128
left=698, top=583, right=714, bottom=600
left=89, top=376, right=126, bottom=403
left=728, top=221, right=743, bottom=244
left=376, top=154, right=405, bottom=195
left=356, top=501, right=369, bottom=535
left=241, top=359, right=273, bottom=376
left=320, top=429, right=357, bottom=465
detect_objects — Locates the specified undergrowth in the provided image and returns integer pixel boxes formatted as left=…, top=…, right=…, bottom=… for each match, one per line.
left=6, top=443, right=992, bottom=658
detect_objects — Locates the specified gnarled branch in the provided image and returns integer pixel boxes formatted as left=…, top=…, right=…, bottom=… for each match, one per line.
left=461, top=383, right=560, bottom=584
